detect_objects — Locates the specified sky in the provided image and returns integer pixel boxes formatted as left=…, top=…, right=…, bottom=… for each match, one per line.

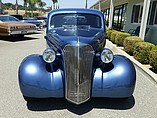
left=2, top=0, right=97, bottom=8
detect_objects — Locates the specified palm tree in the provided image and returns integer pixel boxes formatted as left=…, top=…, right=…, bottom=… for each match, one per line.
left=23, top=0, right=46, bottom=17
left=52, top=0, right=58, bottom=9
left=15, top=0, right=18, bottom=14
left=38, top=1, right=46, bottom=8
left=0, top=0, right=2, bottom=14
left=28, top=0, right=41, bottom=17
left=23, top=0, right=29, bottom=15
left=85, top=0, right=87, bottom=8
left=38, top=1, right=46, bottom=13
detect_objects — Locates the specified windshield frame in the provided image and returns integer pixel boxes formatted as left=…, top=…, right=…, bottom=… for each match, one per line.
left=50, top=13, right=102, bottom=29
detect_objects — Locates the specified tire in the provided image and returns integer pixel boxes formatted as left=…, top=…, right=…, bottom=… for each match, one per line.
left=23, top=96, right=36, bottom=102
left=120, top=97, right=130, bottom=100
left=12, top=34, right=24, bottom=38
left=18, top=34, right=24, bottom=38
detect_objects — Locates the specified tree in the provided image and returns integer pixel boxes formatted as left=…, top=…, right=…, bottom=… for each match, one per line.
left=15, top=0, right=18, bottom=14
left=0, top=0, right=2, bottom=14
left=52, top=0, right=58, bottom=9
left=38, top=1, right=46, bottom=13
left=23, top=0, right=29, bottom=15
left=28, top=0, right=41, bottom=17
left=85, top=0, right=87, bottom=8
left=23, top=0, right=47, bottom=17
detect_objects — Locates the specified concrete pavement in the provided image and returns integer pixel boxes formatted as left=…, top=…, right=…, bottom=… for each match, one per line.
left=0, top=32, right=157, bottom=118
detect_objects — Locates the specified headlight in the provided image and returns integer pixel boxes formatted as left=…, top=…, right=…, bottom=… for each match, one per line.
left=43, top=48, right=56, bottom=63
left=101, top=48, right=114, bottom=63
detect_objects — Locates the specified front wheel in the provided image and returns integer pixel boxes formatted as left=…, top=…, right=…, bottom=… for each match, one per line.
left=17, top=34, right=24, bottom=38
left=23, top=96, right=36, bottom=102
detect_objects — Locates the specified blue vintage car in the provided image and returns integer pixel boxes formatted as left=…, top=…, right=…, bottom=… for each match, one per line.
left=18, top=8, right=136, bottom=105
left=21, top=18, right=43, bottom=30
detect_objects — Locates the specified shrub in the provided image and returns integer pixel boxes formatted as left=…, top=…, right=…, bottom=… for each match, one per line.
left=105, top=27, right=109, bottom=38
left=115, top=32, right=130, bottom=46
left=149, top=46, right=157, bottom=71
left=110, top=30, right=118, bottom=43
left=106, top=29, right=112, bottom=39
left=106, top=27, right=109, bottom=32
left=133, top=42, right=155, bottom=64
left=123, top=36, right=144, bottom=55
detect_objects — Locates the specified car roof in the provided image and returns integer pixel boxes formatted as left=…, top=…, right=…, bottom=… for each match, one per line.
left=48, top=8, right=103, bottom=17
left=47, top=8, right=105, bottom=31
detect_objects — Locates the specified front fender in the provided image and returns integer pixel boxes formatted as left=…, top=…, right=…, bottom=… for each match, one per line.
left=92, top=55, right=136, bottom=98
left=18, top=54, right=64, bottom=98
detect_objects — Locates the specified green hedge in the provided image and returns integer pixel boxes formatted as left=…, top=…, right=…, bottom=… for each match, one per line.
left=106, top=29, right=112, bottom=39
left=115, top=32, right=130, bottom=46
left=106, top=27, right=109, bottom=32
left=123, top=36, right=144, bottom=55
left=110, top=30, right=118, bottom=43
left=133, top=42, right=154, bottom=64
left=149, top=46, right=157, bottom=71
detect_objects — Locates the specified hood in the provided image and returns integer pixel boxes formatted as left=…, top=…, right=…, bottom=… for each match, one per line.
left=2, top=21, right=36, bottom=29
left=48, top=28, right=104, bottom=50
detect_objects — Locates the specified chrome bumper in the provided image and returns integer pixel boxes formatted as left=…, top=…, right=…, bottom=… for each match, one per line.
left=9, top=28, right=37, bottom=35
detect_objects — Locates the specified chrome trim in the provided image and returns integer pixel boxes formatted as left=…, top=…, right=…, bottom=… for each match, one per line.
left=9, top=28, right=37, bottom=35
left=63, top=43, right=94, bottom=104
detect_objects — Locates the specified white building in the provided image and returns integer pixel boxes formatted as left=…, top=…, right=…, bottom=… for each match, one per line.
left=91, top=0, right=157, bottom=45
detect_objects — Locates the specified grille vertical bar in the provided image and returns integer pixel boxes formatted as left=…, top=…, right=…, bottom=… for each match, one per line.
left=63, top=43, right=94, bottom=104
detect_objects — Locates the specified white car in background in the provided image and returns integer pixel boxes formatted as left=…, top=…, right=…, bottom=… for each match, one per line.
left=37, top=16, right=47, bottom=27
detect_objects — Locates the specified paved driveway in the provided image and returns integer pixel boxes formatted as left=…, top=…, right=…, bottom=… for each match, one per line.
left=0, top=31, right=157, bottom=118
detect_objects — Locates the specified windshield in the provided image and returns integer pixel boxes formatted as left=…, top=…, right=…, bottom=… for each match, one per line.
left=50, top=13, right=102, bottom=29
left=0, top=16, right=19, bottom=22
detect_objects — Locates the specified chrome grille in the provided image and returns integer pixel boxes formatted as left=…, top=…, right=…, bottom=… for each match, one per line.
left=63, top=43, right=94, bottom=104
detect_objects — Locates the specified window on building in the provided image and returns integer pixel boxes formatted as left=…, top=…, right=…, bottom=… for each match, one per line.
left=149, top=1, right=157, bottom=25
left=103, top=4, right=127, bottom=31
left=131, top=4, right=143, bottom=23
left=113, top=4, right=127, bottom=31
left=104, top=9, right=110, bottom=27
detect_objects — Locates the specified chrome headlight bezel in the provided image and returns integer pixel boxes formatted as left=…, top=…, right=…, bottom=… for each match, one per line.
left=42, top=48, right=56, bottom=63
left=101, top=48, right=114, bottom=63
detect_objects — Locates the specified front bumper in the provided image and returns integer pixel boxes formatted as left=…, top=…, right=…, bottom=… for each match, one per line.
left=18, top=55, right=136, bottom=104
left=9, top=28, right=37, bottom=35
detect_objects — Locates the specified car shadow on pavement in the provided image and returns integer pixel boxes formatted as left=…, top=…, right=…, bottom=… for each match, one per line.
left=27, top=96, right=135, bottom=115
left=0, top=36, right=39, bottom=42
